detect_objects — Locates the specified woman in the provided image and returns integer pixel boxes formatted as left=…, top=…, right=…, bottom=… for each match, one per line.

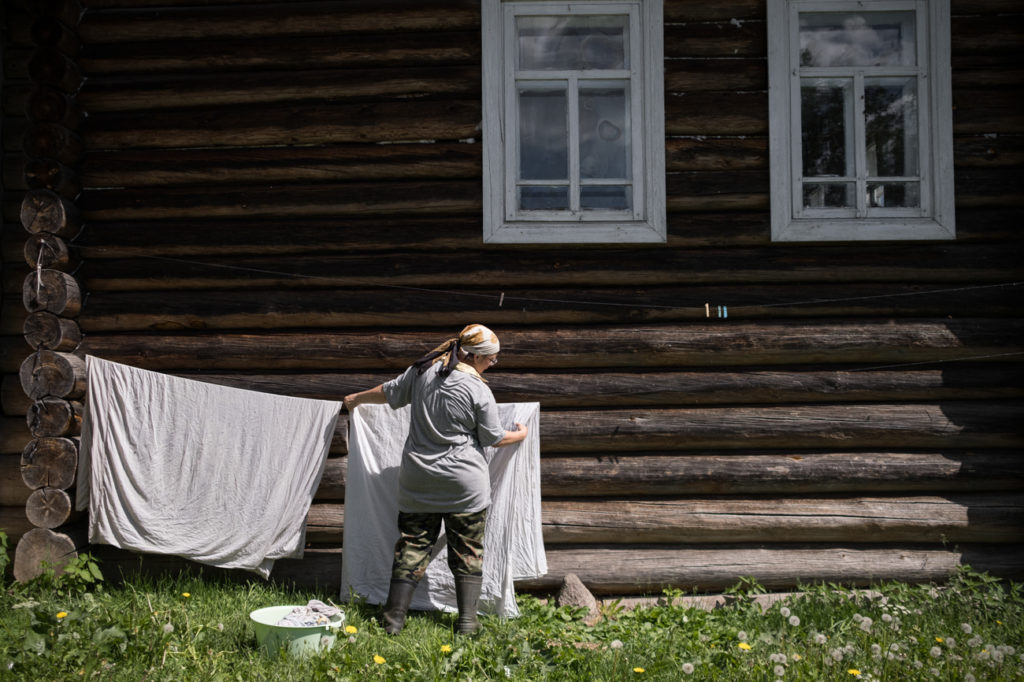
left=343, top=324, right=528, bottom=635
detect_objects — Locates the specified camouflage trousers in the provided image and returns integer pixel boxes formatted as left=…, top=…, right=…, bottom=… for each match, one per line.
left=391, top=509, right=488, bottom=582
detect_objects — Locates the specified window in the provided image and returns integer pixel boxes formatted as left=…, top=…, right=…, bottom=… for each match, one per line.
left=767, top=0, right=955, bottom=241
left=482, top=0, right=666, bottom=243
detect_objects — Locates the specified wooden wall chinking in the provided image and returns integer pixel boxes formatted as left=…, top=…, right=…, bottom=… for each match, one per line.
left=1, top=0, right=1022, bottom=592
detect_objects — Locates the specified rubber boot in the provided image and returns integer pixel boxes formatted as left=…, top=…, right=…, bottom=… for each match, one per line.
left=455, top=574, right=483, bottom=635
left=380, top=579, right=417, bottom=635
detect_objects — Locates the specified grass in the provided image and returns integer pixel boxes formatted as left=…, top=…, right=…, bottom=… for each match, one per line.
left=0, top=538, right=1021, bottom=680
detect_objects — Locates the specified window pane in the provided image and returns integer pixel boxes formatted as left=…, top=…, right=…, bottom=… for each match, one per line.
left=581, top=185, right=631, bottom=210
left=519, top=88, right=567, bottom=181
left=865, top=77, right=919, bottom=177
left=801, top=78, right=852, bottom=178
left=520, top=186, right=569, bottom=210
left=799, top=11, right=916, bottom=67
left=867, top=182, right=919, bottom=208
left=579, top=85, right=629, bottom=180
left=517, top=15, right=627, bottom=70
left=803, top=183, right=855, bottom=208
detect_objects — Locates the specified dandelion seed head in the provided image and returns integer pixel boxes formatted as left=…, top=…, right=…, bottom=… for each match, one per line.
left=682, top=663, right=694, bottom=674
left=961, top=623, right=973, bottom=634
left=774, top=665, right=786, bottom=676
left=789, top=616, right=801, bottom=626
left=881, top=613, right=893, bottom=623
left=780, top=607, right=791, bottom=617
left=737, top=631, right=748, bottom=641
left=831, top=649, right=844, bottom=662
left=929, top=646, right=942, bottom=658
left=814, top=633, right=828, bottom=645
left=162, top=623, right=174, bottom=634
left=610, top=639, right=623, bottom=649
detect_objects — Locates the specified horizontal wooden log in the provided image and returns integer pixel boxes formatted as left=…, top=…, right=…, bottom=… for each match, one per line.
left=19, top=350, right=86, bottom=400
left=21, top=437, right=77, bottom=490
left=515, top=544, right=1024, bottom=594
left=306, top=451, right=1024, bottom=502
left=85, top=542, right=1024, bottom=594
left=24, top=232, right=73, bottom=270
left=78, top=0, right=481, bottom=43
left=20, top=187, right=81, bottom=236
left=73, top=282, right=1024, bottom=330
left=25, top=486, right=75, bottom=528
left=82, top=99, right=481, bottom=149
left=954, top=90, right=1024, bottom=135
left=64, top=243, right=1024, bottom=291
left=23, top=122, right=84, bottom=165
left=22, top=268, right=81, bottom=316
left=538, top=402, right=1024, bottom=452
left=24, top=157, right=83, bottom=200
left=77, top=30, right=480, bottom=74
left=24, top=310, right=82, bottom=351
left=541, top=495, right=1024, bottom=545
left=57, top=319, right=1024, bottom=371
left=664, top=21, right=765, bottom=59
left=0, top=455, right=31, bottom=506
left=301, top=494, right=1024, bottom=545
left=27, top=397, right=81, bottom=437
left=76, top=142, right=481, bottom=188
left=182, top=365, right=1024, bottom=410
left=13, top=524, right=88, bottom=582
left=28, top=47, right=83, bottom=93
left=666, top=59, right=766, bottom=93
left=26, top=85, right=85, bottom=130
left=0, top=506, right=32, bottom=548
left=79, top=65, right=480, bottom=112
left=29, top=15, right=81, bottom=55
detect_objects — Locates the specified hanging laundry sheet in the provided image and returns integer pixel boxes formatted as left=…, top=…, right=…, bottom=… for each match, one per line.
left=77, top=356, right=341, bottom=578
left=342, top=402, right=545, bottom=619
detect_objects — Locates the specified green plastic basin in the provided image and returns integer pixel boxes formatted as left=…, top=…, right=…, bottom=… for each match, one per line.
left=249, top=605, right=345, bottom=658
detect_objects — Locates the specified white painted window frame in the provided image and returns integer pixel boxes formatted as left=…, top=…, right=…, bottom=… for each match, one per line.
left=767, top=0, right=956, bottom=241
left=482, top=0, right=666, bottom=244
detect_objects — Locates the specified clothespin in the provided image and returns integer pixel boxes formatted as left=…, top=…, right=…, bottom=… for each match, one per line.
left=498, top=292, right=505, bottom=307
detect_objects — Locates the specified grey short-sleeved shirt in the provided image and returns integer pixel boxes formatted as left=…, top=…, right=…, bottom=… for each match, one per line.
left=381, top=363, right=506, bottom=513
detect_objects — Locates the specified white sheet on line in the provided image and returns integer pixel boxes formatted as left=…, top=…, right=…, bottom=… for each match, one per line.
left=341, top=402, right=546, bottom=618
left=77, top=355, right=341, bottom=578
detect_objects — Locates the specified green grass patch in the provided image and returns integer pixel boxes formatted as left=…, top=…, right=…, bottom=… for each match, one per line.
left=0, top=535, right=1020, bottom=680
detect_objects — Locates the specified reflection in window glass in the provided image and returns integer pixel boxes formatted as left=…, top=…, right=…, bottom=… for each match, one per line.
left=519, top=88, right=567, bottom=181
left=865, top=77, right=919, bottom=178
left=520, top=186, right=569, bottom=210
left=803, top=182, right=855, bottom=208
left=801, top=79, right=852, bottom=178
left=581, top=186, right=630, bottom=210
left=579, top=85, right=629, bottom=180
left=799, top=11, right=916, bottom=67
left=867, top=182, right=919, bottom=208
left=517, top=15, right=627, bottom=70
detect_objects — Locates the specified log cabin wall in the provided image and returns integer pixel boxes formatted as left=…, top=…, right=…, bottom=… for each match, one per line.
left=1, top=0, right=1022, bottom=591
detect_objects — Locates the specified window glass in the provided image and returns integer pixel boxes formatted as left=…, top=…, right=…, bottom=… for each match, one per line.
left=801, top=78, right=853, bottom=179
left=518, top=87, right=568, bottom=181
left=799, top=11, right=916, bottom=67
left=579, top=84, right=630, bottom=181
left=865, top=77, right=919, bottom=178
left=517, top=15, right=628, bottom=70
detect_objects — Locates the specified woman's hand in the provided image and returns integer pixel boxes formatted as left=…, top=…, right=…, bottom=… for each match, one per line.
left=496, top=422, right=529, bottom=447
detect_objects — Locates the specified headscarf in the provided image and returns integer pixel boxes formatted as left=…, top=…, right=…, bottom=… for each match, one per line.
left=412, top=324, right=500, bottom=379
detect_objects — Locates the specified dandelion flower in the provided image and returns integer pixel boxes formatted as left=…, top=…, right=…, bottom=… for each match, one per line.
left=929, top=646, right=942, bottom=658
left=847, top=670, right=861, bottom=676
left=964, top=674, right=976, bottom=682
left=633, top=667, right=645, bottom=673
left=780, top=607, right=791, bottom=618
left=935, top=637, right=944, bottom=643
left=440, top=644, right=452, bottom=653
left=792, top=654, right=802, bottom=661
left=610, top=639, right=624, bottom=649
left=182, top=592, right=190, bottom=598
left=774, top=665, right=786, bottom=676
left=345, top=625, right=357, bottom=634
left=960, top=623, right=973, bottom=635
left=217, top=623, right=224, bottom=632
left=789, top=616, right=801, bottom=627
left=814, top=633, right=828, bottom=645
left=738, top=642, right=752, bottom=651
left=56, top=612, right=68, bottom=619
left=737, top=631, right=748, bottom=641
left=682, top=663, right=695, bottom=674
left=162, top=623, right=174, bottom=634
left=373, top=655, right=386, bottom=665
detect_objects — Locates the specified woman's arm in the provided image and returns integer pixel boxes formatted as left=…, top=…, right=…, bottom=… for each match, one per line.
left=494, top=421, right=528, bottom=447
left=343, top=385, right=388, bottom=411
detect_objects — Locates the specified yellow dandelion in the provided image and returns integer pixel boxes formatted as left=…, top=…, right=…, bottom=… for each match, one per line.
left=633, top=668, right=645, bottom=673
left=182, top=592, right=191, bottom=598
left=997, top=620, right=1003, bottom=625
left=847, top=669, right=862, bottom=676
left=373, top=655, right=386, bottom=665
left=345, top=625, right=358, bottom=634
left=738, top=642, right=752, bottom=650
left=56, top=611, right=68, bottom=619
left=935, top=637, right=944, bottom=643
left=792, top=653, right=802, bottom=660
left=440, top=644, right=452, bottom=653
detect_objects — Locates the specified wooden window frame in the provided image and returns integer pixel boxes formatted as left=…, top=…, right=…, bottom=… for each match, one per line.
left=767, top=0, right=956, bottom=242
left=482, top=0, right=666, bottom=244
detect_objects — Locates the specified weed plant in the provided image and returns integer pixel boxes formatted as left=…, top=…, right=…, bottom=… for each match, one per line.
left=0, top=532, right=1020, bottom=681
